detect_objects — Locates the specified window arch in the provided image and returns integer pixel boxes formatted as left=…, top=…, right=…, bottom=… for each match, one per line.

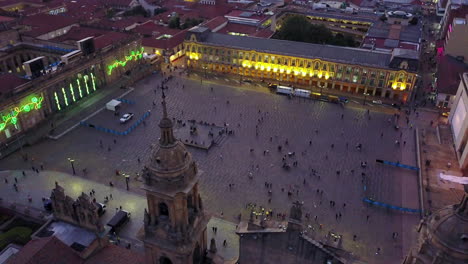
left=159, top=202, right=169, bottom=217
left=159, top=256, right=172, bottom=264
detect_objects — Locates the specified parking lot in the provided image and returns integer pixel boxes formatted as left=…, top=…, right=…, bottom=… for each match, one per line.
left=0, top=72, right=422, bottom=263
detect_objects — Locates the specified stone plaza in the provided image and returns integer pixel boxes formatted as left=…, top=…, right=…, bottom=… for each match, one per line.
left=0, top=72, right=424, bottom=263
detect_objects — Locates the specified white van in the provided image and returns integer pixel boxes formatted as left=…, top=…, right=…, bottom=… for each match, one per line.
left=294, top=89, right=311, bottom=98
left=276, top=86, right=293, bottom=95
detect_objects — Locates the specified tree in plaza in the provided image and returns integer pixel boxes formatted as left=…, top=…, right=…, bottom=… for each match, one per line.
left=275, top=15, right=312, bottom=42
left=274, top=15, right=357, bottom=47
left=181, top=18, right=204, bottom=29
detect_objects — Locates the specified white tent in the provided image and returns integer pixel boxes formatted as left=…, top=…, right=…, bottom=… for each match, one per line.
left=106, top=99, right=121, bottom=111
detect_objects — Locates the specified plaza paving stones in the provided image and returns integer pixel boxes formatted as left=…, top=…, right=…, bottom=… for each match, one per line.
left=0, top=73, right=426, bottom=263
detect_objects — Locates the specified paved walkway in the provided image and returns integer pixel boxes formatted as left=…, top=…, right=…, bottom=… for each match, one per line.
left=1, top=72, right=424, bottom=263
left=0, top=170, right=238, bottom=261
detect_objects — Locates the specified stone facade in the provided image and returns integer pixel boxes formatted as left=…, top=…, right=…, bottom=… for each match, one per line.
left=184, top=28, right=418, bottom=103
left=403, top=186, right=468, bottom=264
left=142, top=93, right=211, bottom=264
left=236, top=202, right=346, bottom=264
left=50, top=182, right=104, bottom=233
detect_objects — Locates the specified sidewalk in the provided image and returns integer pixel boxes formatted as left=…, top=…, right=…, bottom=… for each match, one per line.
left=0, top=169, right=239, bottom=261
left=417, top=124, right=465, bottom=214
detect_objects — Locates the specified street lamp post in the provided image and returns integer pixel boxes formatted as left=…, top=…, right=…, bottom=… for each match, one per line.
left=363, top=92, right=370, bottom=105
left=67, top=158, right=76, bottom=175
left=125, top=174, right=130, bottom=190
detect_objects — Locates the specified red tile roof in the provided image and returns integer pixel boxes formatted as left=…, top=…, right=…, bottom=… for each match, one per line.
left=84, top=244, right=145, bottom=264
left=52, top=27, right=110, bottom=43
left=21, top=14, right=79, bottom=37
left=95, top=16, right=151, bottom=30
left=132, top=22, right=181, bottom=37
left=6, top=236, right=145, bottom=264
left=94, top=31, right=134, bottom=50
left=0, top=73, right=29, bottom=95
left=347, top=0, right=364, bottom=7
left=0, top=15, right=15, bottom=22
left=201, top=16, right=228, bottom=31
left=6, top=236, right=82, bottom=264
left=142, top=29, right=187, bottom=50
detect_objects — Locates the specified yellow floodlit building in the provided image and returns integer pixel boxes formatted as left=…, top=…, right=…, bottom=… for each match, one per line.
left=184, top=27, right=419, bottom=102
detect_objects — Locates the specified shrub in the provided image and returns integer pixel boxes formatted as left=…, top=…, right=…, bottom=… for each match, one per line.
left=0, top=226, right=33, bottom=250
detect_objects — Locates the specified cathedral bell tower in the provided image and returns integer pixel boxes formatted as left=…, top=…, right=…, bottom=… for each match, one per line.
left=142, top=92, right=209, bottom=264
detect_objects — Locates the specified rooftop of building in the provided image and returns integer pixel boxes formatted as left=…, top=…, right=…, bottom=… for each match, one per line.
left=216, top=22, right=274, bottom=38
left=153, top=0, right=234, bottom=24
left=142, top=29, right=188, bottom=50
left=5, top=235, right=145, bottom=264
left=190, top=29, right=396, bottom=69
left=201, top=16, right=228, bottom=31
left=51, top=26, right=135, bottom=50
left=366, top=21, right=422, bottom=43
left=95, top=16, right=152, bottom=31
left=131, top=22, right=181, bottom=37
left=436, top=55, right=468, bottom=95
left=35, top=221, right=97, bottom=249
left=20, top=13, right=79, bottom=37
left=0, top=73, right=29, bottom=95
left=61, top=0, right=106, bottom=21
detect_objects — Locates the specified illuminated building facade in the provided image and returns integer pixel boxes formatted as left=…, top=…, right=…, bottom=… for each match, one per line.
left=184, top=27, right=419, bottom=102
left=0, top=38, right=143, bottom=151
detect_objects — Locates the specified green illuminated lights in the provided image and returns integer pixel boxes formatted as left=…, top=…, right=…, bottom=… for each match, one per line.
left=84, top=75, right=90, bottom=94
left=77, top=79, right=83, bottom=98
left=69, top=83, right=76, bottom=102
left=54, top=92, right=61, bottom=111
left=62, top=87, right=69, bottom=106
left=107, top=47, right=144, bottom=75
left=0, top=96, right=43, bottom=132
left=91, top=73, right=96, bottom=91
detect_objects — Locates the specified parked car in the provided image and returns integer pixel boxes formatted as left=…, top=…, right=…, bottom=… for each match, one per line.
left=120, top=113, right=134, bottom=123
left=242, top=79, right=253, bottom=83
left=372, top=100, right=383, bottom=104
left=267, top=83, right=277, bottom=89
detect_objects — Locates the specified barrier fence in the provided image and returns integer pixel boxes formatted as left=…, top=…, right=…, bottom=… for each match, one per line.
left=80, top=111, right=151, bottom=135
left=376, top=159, right=420, bottom=171
left=363, top=197, right=421, bottom=213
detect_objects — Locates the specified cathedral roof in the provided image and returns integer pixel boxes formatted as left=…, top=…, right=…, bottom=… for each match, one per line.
left=424, top=188, right=468, bottom=258
left=143, top=92, right=198, bottom=190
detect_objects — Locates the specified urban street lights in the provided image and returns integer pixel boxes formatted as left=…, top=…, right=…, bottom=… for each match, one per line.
left=67, top=158, right=76, bottom=175
left=363, top=92, right=370, bottom=105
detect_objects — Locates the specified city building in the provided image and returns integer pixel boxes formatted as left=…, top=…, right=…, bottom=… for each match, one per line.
left=184, top=27, right=419, bottom=102
left=236, top=202, right=346, bottom=264
left=403, top=185, right=468, bottom=264
left=141, top=94, right=213, bottom=264
left=448, top=72, right=468, bottom=175
left=0, top=29, right=146, bottom=155
left=438, top=0, right=468, bottom=40
left=5, top=183, right=145, bottom=264
left=443, top=15, right=468, bottom=63
left=362, top=22, right=421, bottom=52
left=434, top=55, right=468, bottom=110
